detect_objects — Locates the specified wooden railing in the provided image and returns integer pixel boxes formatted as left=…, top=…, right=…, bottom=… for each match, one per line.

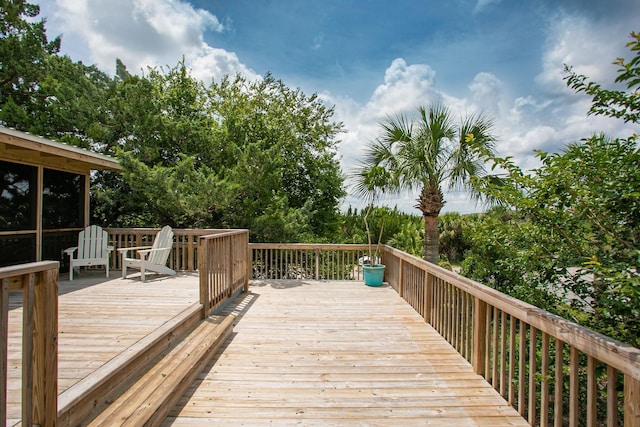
left=248, top=243, right=640, bottom=426
left=199, top=230, right=250, bottom=317
left=250, top=243, right=369, bottom=281
left=0, top=261, right=59, bottom=427
left=382, top=245, right=640, bottom=427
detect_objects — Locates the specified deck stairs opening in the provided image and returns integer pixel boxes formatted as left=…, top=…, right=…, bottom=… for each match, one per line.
left=56, top=303, right=234, bottom=426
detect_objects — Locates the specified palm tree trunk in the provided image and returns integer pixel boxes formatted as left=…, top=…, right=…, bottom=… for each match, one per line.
left=423, top=214, right=439, bottom=264
left=418, top=186, right=444, bottom=264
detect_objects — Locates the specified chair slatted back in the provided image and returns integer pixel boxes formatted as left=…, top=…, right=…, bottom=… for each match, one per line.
left=77, top=225, right=108, bottom=259
left=149, top=226, right=174, bottom=266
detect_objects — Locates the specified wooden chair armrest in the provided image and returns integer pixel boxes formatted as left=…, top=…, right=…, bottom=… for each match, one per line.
left=137, top=247, right=172, bottom=255
left=64, top=247, right=78, bottom=255
left=118, top=246, right=152, bottom=255
left=137, top=247, right=173, bottom=260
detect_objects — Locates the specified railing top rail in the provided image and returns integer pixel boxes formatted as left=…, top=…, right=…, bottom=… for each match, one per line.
left=107, top=228, right=225, bottom=236
left=382, top=244, right=640, bottom=380
left=249, top=243, right=370, bottom=250
left=200, top=229, right=249, bottom=240
left=0, top=261, right=59, bottom=280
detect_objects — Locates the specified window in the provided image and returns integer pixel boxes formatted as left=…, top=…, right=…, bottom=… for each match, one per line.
left=0, top=160, right=37, bottom=231
left=42, top=168, right=85, bottom=229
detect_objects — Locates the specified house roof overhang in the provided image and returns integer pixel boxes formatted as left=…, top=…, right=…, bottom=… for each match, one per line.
left=0, top=126, right=121, bottom=174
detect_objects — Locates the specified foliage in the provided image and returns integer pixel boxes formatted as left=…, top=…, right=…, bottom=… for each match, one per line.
left=438, top=212, right=475, bottom=264
left=0, top=2, right=346, bottom=243
left=471, top=32, right=640, bottom=347
left=339, top=206, right=424, bottom=258
left=460, top=208, right=566, bottom=310
left=100, top=68, right=345, bottom=242
left=352, top=103, right=497, bottom=263
left=0, top=0, right=61, bottom=126
left=205, top=74, right=346, bottom=240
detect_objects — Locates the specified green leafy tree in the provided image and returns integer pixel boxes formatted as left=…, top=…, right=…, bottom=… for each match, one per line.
left=353, top=103, right=497, bottom=264
left=92, top=64, right=345, bottom=241
left=472, top=31, right=640, bottom=346
left=0, top=0, right=61, bottom=127
left=207, top=73, right=345, bottom=240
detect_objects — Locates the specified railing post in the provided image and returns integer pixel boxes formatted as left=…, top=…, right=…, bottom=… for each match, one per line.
left=397, top=259, right=404, bottom=298
left=245, top=238, right=251, bottom=291
left=33, top=267, right=58, bottom=426
left=625, top=376, right=640, bottom=427
left=198, top=237, right=210, bottom=319
left=0, top=279, right=7, bottom=423
left=315, top=248, right=319, bottom=280
left=424, top=272, right=433, bottom=324
left=226, top=236, right=233, bottom=297
left=23, top=274, right=34, bottom=427
left=472, top=297, right=487, bottom=376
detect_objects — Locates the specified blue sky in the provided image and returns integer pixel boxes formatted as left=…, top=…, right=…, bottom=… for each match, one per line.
left=38, top=0, right=640, bottom=213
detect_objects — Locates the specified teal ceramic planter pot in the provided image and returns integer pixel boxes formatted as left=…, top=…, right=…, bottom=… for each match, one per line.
left=363, top=264, right=385, bottom=287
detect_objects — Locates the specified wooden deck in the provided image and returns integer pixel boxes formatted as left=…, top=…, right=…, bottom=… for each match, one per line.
left=7, top=272, right=528, bottom=425
left=165, top=280, right=528, bottom=426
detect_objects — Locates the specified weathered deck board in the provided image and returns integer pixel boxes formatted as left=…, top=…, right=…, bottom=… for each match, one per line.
left=7, top=271, right=200, bottom=423
left=165, top=280, right=528, bottom=426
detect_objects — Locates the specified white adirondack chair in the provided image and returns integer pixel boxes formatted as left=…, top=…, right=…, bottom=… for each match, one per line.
left=64, top=225, right=113, bottom=281
left=119, top=225, right=176, bottom=282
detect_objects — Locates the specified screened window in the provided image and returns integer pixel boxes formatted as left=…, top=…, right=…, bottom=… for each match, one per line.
left=0, top=160, right=37, bottom=231
left=43, top=168, right=85, bottom=229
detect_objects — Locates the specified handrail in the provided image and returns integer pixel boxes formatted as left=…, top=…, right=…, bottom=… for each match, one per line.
left=1, top=261, right=59, bottom=426
left=199, top=230, right=250, bottom=317
left=381, top=244, right=640, bottom=427
left=250, top=243, right=369, bottom=281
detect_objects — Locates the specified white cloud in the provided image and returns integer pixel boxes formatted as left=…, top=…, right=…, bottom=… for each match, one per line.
left=312, top=33, right=324, bottom=50
left=329, top=58, right=441, bottom=172
left=536, top=14, right=629, bottom=96
left=331, top=58, right=496, bottom=214
left=188, top=45, right=260, bottom=84
left=474, top=0, right=502, bottom=14
left=45, top=0, right=256, bottom=80
left=469, top=72, right=502, bottom=115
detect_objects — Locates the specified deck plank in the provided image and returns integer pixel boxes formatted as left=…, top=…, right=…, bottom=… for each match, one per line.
left=165, top=280, right=528, bottom=426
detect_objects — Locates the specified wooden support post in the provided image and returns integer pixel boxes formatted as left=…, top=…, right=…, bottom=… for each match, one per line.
left=35, top=268, right=58, bottom=426
left=198, top=238, right=210, bottom=319
left=398, top=259, right=404, bottom=298
left=1, top=279, right=8, bottom=423
left=424, top=273, right=433, bottom=324
left=625, top=376, right=640, bottom=427
left=22, top=274, right=34, bottom=427
left=226, top=237, right=233, bottom=298
left=472, top=297, right=487, bottom=376
left=245, top=239, right=251, bottom=292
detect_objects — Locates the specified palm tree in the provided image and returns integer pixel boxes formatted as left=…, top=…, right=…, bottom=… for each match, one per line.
left=353, top=103, right=497, bottom=264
